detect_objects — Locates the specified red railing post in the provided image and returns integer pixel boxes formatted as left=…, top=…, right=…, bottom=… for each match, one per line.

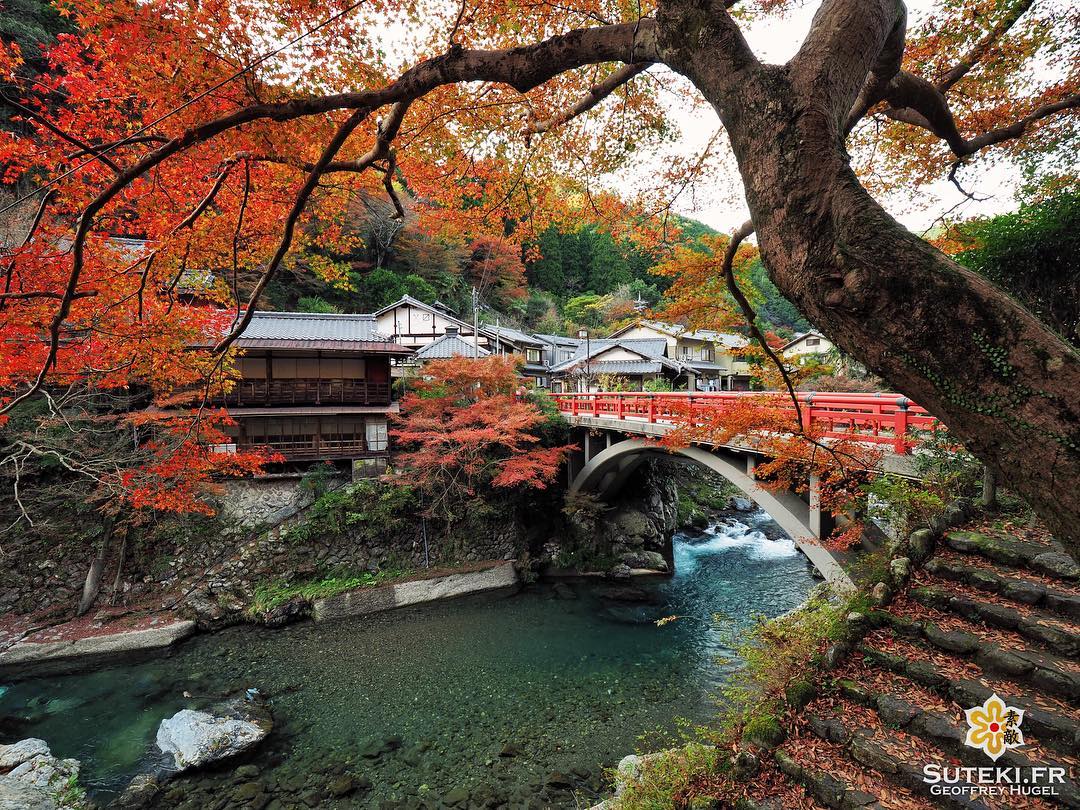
left=648, top=395, right=656, bottom=423
left=618, top=394, right=625, bottom=420
left=894, top=398, right=909, bottom=454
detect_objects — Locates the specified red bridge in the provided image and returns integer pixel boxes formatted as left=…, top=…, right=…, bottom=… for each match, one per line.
left=550, top=390, right=939, bottom=455
left=549, top=391, right=942, bottom=588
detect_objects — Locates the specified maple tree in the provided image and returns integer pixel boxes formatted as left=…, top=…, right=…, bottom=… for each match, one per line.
left=0, top=0, right=1076, bottom=547
left=391, top=355, right=572, bottom=528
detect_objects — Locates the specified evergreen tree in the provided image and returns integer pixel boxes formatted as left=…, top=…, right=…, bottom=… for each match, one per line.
left=526, top=226, right=566, bottom=294
left=587, top=230, right=631, bottom=292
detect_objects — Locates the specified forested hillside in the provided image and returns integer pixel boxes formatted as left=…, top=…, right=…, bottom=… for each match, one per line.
left=258, top=199, right=812, bottom=339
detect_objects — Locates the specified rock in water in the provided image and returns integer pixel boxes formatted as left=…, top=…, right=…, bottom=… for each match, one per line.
left=156, top=695, right=272, bottom=773
left=0, top=738, right=84, bottom=810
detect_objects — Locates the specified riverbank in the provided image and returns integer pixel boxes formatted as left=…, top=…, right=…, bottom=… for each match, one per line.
left=0, top=524, right=819, bottom=809
left=0, top=561, right=521, bottom=679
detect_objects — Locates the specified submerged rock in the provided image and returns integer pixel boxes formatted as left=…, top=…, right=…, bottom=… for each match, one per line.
left=0, top=738, right=84, bottom=810
left=600, top=585, right=659, bottom=604
left=160, top=693, right=272, bottom=771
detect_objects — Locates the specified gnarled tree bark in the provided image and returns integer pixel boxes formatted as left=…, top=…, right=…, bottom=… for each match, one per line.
left=656, top=0, right=1080, bottom=553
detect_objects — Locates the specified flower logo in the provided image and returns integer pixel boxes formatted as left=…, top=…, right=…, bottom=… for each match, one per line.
left=964, top=693, right=1024, bottom=760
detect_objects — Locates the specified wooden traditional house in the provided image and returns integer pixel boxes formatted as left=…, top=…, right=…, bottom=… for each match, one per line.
left=548, top=338, right=683, bottom=392
left=211, top=311, right=412, bottom=476
left=374, top=295, right=496, bottom=359
left=608, top=320, right=753, bottom=390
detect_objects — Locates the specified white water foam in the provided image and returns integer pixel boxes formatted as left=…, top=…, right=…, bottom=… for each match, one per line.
left=673, top=513, right=799, bottom=572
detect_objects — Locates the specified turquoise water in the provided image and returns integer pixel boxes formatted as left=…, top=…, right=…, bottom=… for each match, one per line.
left=0, top=513, right=817, bottom=808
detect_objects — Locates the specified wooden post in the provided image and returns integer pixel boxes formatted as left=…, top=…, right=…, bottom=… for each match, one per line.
left=981, top=465, right=998, bottom=509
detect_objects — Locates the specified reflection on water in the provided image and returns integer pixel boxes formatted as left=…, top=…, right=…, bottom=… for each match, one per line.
left=0, top=511, right=816, bottom=808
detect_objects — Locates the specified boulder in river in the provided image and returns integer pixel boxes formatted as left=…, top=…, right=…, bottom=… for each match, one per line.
left=0, top=738, right=85, bottom=810
left=731, top=497, right=755, bottom=512
left=155, top=692, right=273, bottom=773
left=619, top=550, right=669, bottom=573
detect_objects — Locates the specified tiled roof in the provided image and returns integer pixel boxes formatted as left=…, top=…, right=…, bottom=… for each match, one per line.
left=550, top=338, right=677, bottom=373
left=585, top=360, right=666, bottom=375
left=238, top=311, right=382, bottom=342
left=229, top=312, right=410, bottom=353
left=534, top=333, right=582, bottom=348
left=611, top=319, right=749, bottom=348
left=415, top=333, right=490, bottom=359
left=486, top=324, right=544, bottom=346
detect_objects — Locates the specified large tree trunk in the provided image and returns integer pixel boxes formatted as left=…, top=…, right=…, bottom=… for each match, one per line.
left=656, top=0, right=1080, bottom=555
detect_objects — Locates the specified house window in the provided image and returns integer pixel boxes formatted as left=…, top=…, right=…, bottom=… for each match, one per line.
left=805, top=337, right=820, bottom=347
left=561, top=351, right=573, bottom=361
left=526, top=348, right=542, bottom=363
left=701, top=347, right=714, bottom=362
left=365, top=419, right=389, bottom=451
left=680, top=346, right=693, bottom=359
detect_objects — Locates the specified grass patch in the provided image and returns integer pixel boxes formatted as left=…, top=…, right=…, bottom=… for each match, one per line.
left=246, top=568, right=409, bottom=617
left=614, top=744, right=722, bottom=810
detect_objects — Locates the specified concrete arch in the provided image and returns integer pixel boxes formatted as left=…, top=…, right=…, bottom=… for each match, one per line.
left=570, top=438, right=852, bottom=590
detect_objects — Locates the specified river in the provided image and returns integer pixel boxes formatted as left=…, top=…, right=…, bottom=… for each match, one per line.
left=0, top=511, right=817, bottom=808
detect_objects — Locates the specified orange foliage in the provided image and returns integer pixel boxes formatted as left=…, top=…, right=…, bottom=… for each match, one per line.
left=391, top=356, right=573, bottom=522
left=659, top=395, right=883, bottom=548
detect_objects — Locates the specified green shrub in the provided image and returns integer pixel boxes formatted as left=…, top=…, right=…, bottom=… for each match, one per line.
left=614, top=744, right=721, bottom=810
left=285, top=479, right=417, bottom=544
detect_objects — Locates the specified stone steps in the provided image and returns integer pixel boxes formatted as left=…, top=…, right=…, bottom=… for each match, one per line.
left=863, top=624, right=1080, bottom=716
left=924, top=557, right=1080, bottom=621
left=827, top=681, right=1076, bottom=809
left=943, top=532, right=1080, bottom=586
left=795, top=703, right=991, bottom=810
left=855, top=643, right=1080, bottom=758
left=868, top=607, right=1080, bottom=706
left=908, top=584, right=1080, bottom=658
left=775, top=734, right=933, bottom=810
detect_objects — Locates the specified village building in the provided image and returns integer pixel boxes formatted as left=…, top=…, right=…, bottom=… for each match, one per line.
left=210, top=311, right=412, bottom=477
left=780, top=330, right=835, bottom=364
left=548, top=337, right=683, bottom=392
left=484, top=324, right=550, bottom=386
left=413, top=326, right=491, bottom=361
left=373, top=295, right=496, bottom=360
left=607, top=320, right=753, bottom=390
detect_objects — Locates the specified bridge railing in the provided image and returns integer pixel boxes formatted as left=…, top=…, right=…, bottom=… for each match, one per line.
left=549, top=391, right=940, bottom=454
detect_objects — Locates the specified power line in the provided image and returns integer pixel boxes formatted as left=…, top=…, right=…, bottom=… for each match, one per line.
left=0, top=0, right=369, bottom=218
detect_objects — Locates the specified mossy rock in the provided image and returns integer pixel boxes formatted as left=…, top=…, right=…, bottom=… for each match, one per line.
left=744, top=714, right=786, bottom=749
left=784, top=679, right=817, bottom=710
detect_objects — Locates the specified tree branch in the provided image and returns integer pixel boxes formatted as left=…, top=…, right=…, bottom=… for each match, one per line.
left=719, top=220, right=806, bottom=434
left=880, top=72, right=1080, bottom=157
left=214, top=108, right=371, bottom=354
left=936, top=0, right=1034, bottom=92
left=1, top=21, right=657, bottom=413
left=2, top=94, right=122, bottom=174
left=523, top=63, right=650, bottom=140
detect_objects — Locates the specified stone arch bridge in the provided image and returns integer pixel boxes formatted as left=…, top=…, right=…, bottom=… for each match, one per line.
left=551, top=391, right=939, bottom=589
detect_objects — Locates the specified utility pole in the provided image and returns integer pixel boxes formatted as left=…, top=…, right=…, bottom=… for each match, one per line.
left=495, top=315, right=500, bottom=355
left=472, top=286, right=479, bottom=359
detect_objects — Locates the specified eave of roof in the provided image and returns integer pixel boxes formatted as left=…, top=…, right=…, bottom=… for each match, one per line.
left=232, top=338, right=413, bottom=353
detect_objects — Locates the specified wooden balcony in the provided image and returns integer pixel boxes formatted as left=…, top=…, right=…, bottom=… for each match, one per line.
left=217, top=378, right=391, bottom=407
left=239, top=438, right=384, bottom=461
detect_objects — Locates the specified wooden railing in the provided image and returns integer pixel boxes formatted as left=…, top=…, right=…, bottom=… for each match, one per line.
left=216, top=378, right=391, bottom=406
left=550, top=391, right=939, bottom=454
left=239, top=438, right=376, bottom=461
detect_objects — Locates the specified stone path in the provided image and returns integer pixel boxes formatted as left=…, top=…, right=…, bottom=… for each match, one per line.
left=767, top=523, right=1080, bottom=810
